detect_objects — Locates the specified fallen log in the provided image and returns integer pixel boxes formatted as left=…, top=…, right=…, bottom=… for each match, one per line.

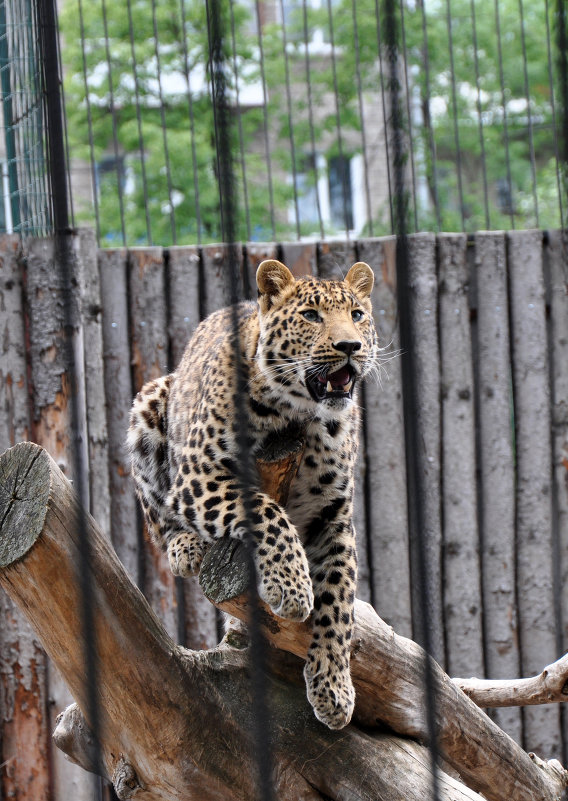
left=0, top=441, right=566, bottom=801
left=201, top=544, right=568, bottom=801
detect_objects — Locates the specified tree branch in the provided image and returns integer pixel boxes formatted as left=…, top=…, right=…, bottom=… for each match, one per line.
left=0, top=441, right=491, bottom=801
left=454, top=654, right=568, bottom=708
left=1, top=441, right=567, bottom=801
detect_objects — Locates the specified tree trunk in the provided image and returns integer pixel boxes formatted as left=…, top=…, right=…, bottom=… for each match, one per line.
left=1, top=442, right=566, bottom=801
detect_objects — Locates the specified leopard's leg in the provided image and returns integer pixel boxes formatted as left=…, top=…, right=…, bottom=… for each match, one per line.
left=127, top=376, right=204, bottom=576
left=303, top=518, right=357, bottom=730
left=169, top=466, right=314, bottom=621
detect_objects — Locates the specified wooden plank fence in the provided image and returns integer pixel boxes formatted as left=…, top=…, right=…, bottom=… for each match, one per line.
left=0, top=229, right=567, bottom=799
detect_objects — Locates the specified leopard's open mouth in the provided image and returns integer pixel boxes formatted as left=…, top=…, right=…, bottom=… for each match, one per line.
left=306, top=364, right=356, bottom=403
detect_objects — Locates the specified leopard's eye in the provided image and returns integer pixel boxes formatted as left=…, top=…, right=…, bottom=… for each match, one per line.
left=302, top=309, right=321, bottom=322
left=351, top=309, right=364, bottom=322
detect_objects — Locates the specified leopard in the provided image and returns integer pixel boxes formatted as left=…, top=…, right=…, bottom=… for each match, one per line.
left=127, top=258, right=379, bottom=730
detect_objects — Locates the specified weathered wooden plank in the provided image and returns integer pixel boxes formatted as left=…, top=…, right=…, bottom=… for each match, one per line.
left=99, top=249, right=140, bottom=583
left=167, top=245, right=218, bottom=650
left=0, top=235, right=29, bottom=449
left=279, top=241, right=317, bottom=278
left=24, top=235, right=94, bottom=801
left=25, top=236, right=90, bottom=489
left=545, top=231, right=568, bottom=748
left=201, top=244, right=244, bottom=315
left=79, top=229, right=111, bottom=538
left=507, top=229, right=561, bottom=758
left=167, top=246, right=201, bottom=366
left=244, top=242, right=278, bottom=299
left=438, top=234, right=483, bottom=678
left=316, top=240, right=371, bottom=603
left=128, top=247, right=178, bottom=641
left=356, top=236, right=411, bottom=634
left=0, top=234, right=51, bottom=801
left=473, top=232, right=521, bottom=743
left=317, top=240, right=355, bottom=280
left=406, top=232, right=444, bottom=665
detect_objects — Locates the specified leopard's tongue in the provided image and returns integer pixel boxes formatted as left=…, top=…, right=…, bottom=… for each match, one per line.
left=318, top=366, right=352, bottom=390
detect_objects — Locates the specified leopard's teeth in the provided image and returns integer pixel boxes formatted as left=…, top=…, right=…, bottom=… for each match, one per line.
left=344, top=380, right=353, bottom=393
left=326, top=380, right=334, bottom=393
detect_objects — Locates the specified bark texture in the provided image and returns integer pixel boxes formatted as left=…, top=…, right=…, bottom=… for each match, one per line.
left=99, top=248, right=140, bottom=584
left=455, top=653, right=568, bottom=707
left=24, top=235, right=94, bottom=801
left=0, top=442, right=494, bottom=801
left=407, top=233, right=444, bottom=664
left=473, top=231, right=521, bottom=742
left=1, top=442, right=567, bottom=801
left=508, top=230, right=561, bottom=758
left=438, top=234, right=483, bottom=679
left=357, top=236, right=411, bottom=635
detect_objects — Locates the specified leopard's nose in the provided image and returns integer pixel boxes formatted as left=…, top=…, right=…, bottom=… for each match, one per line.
left=333, top=340, right=362, bottom=355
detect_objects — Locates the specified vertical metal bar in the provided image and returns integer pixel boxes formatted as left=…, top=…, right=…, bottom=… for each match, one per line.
left=36, top=0, right=69, bottom=233
left=126, top=0, right=153, bottom=245
left=383, top=0, right=441, bottom=796
left=100, top=0, right=127, bottom=245
left=325, top=0, right=351, bottom=237
left=2, top=160, right=13, bottom=231
left=150, top=0, right=177, bottom=244
left=559, top=0, right=568, bottom=175
left=278, top=0, right=301, bottom=240
left=351, top=0, right=374, bottom=236
left=373, top=0, right=394, bottom=233
left=301, top=0, right=324, bottom=239
left=543, top=0, right=565, bottom=229
left=179, top=0, right=203, bottom=244
left=35, top=0, right=103, bottom=791
left=469, top=0, right=490, bottom=230
left=417, top=0, right=441, bottom=230
left=206, top=3, right=274, bottom=799
left=517, top=0, right=539, bottom=227
left=229, top=0, right=251, bottom=242
left=77, top=0, right=101, bottom=243
left=445, top=0, right=466, bottom=230
left=0, top=0, right=20, bottom=230
left=493, top=0, right=515, bottom=229
left=398, top=0, right=418, bottom=232
left=254, top=0, right=276, bottom=240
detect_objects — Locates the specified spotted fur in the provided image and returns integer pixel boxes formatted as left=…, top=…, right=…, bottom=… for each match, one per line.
left=128, top=259, right=379, bottom=729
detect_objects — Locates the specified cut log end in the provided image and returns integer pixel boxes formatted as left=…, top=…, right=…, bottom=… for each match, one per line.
left=0, top=443, right=52, bottom=568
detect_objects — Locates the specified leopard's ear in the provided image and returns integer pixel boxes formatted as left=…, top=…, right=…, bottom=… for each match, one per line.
left=345, top=261, right=374, bottom=299
left=256, top=259, right=295, bottom=300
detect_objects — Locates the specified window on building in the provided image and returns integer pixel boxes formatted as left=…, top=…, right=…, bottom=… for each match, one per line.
left=328, top=154, right=353, bottom=231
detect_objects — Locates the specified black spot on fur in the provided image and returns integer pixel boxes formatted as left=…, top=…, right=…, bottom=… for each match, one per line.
left=250, top=396, right=278, bottom=417
left=190, top=479, right=203, bottom=498
left=304, top=497, right=346, bottom=542
left=326, top=420, right=340, bottom=437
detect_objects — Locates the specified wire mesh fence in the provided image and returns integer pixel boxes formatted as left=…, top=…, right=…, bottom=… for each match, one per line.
left=0, top=0, right=51, bottom=234
left=0, top=0, right=568, bottom=799
left=0, top=0, right=566, bottom=243
left=50, top=0, right=566, bottom=248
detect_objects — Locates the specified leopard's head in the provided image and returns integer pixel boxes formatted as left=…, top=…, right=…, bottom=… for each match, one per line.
left=255, top=259, right=378, bottom=415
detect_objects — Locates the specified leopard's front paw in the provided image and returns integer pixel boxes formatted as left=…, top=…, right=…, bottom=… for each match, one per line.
left=304, top=657, right=355, bottom=730
left=167, top=531, right=205, bottom=577
left=256, top=547, right=314, bottom=622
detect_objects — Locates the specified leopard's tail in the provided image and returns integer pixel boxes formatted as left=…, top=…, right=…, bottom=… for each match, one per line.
left=127, top=374, right=173, bottom=544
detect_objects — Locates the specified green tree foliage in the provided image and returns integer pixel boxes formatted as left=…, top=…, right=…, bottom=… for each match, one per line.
left=60, top=0, right=565, bottom=244
left=61, top=0, right=280, bottom=244
left=262, top=0, right=565, bottom=232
